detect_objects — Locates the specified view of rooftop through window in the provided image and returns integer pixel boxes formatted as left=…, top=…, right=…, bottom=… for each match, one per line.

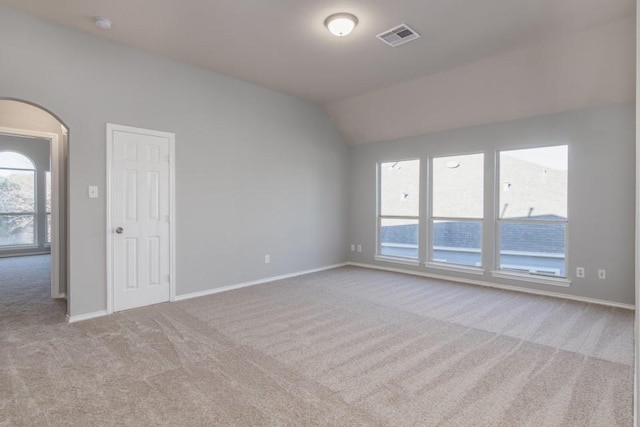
left=498, top=145, right=568, bottom=276
left=378, top=159, right=419, bottom=259
left=431, top=153, right=484, bottom=267
left=377, top=146, right=568, bottom=278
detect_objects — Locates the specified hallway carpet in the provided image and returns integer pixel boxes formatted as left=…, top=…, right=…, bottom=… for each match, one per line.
left=0, top=265, right=634, bottom=426
left=0, top=254, right=65, bottom=328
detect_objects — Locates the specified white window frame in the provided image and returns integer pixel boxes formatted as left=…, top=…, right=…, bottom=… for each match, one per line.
left=44, top=170, right=51, bottom=245
left=491, top=146, right=570, bottom=286
left=375, top=158, right=420, bottom=264
left=0, top=154, right=37, bottom=249
left=425, top=152, right=485, bottom=274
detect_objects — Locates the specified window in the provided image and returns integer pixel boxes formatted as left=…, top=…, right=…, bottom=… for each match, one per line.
left=46, top=171, right=51, bottom=243
left=430, top=153, right=484, bottom=268
left=378, top=159, right=420, bottom=260
left=0, top=152, right=36, bottom=246
left=497, top=145, right=568, bottom=277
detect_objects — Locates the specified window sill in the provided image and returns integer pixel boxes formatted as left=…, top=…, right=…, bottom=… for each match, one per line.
left=0, top=244, right=38, bottom=251
left=490, top=270, right=571, bottom=287
left=374, top=255, right=420, bottom=267
left=424, top=261, right=485, bottom=276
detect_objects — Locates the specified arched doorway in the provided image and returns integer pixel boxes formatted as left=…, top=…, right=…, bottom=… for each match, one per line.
left=0, top=98, right=69, bottom=320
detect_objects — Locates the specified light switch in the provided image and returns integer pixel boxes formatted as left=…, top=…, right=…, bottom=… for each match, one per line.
left=88, top=186, right=98, bottom=198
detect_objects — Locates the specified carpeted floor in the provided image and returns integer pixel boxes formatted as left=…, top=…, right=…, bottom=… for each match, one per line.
left=0, top=259, right=634, bottom=426
left=0, top=255, right=66, bottom=328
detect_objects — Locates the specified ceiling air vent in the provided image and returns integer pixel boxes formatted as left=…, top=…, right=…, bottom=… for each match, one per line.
left=376, top=23, right=420, bottom=47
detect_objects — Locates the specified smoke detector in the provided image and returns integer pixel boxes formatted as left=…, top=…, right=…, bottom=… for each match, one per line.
left=377, top=23, right=420, bottom=47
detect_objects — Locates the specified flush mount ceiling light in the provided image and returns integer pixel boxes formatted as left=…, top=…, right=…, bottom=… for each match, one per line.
left=324, top=13, right=358, bottom=37
left=94, top=17, right=112, bottom=30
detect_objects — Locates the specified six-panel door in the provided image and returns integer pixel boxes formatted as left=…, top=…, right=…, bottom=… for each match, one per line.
left=112, top=130, right=170, bottom=311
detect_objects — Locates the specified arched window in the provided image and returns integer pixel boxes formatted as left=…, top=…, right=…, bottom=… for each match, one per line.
left=0, top=151, right=36, bottom=246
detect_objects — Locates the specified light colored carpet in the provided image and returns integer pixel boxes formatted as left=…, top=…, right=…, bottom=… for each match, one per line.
left=0, top=262, right=634, bottom=426
left=0, top=255, right=65, bottom=328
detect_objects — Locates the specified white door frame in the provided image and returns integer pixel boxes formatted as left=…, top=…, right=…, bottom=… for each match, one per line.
left=0, top=126, right=62, bottom=299
left=106, top=123, right=176, bottom=314
left=634, top=1, right=639, bottom=421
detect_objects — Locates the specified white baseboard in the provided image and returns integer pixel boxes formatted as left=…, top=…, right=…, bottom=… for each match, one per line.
left=67, top=310, right=109, bottom=323
left=348, top=262, right=635, bottom=310
left=174, top=262, right=348, bottom=302
left=53, top=292, right=66, bottom=299
left=67, top=263, right=347, bottom=322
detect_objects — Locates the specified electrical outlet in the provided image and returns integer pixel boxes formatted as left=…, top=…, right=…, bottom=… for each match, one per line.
left=350, top=244, right=355, bottom=251
left=264, top=254, right=270, bottom=264
left=357, top=244, right=362, bottom=252
left=597, top=269, right=606, bottom=280
left=576, top=267, right=585, bottom=278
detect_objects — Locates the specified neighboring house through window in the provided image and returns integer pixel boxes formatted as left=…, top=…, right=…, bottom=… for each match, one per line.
left=375, top=145, right=569, bottom=284
left=377, top=159, right=420, bottom=260
left=429, top=153, right=484, bottom=269
left=497, top=145, right=568, bottom=277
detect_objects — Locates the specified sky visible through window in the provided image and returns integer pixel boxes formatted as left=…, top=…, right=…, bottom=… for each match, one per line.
left=502, top=145, right=568, bottom=171
left=0, top=151, right=35, bottom=170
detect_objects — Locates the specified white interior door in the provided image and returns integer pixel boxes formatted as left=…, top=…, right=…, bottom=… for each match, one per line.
left=109, top=125, right=173, bottom=312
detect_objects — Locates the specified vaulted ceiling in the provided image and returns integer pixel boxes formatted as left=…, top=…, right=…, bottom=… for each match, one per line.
left=1, top=0, right=635, bottom=143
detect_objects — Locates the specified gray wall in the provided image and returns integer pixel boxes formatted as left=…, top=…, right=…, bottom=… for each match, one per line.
left=349, top=102, right=635, bottom=305
left=0, top=134, right=51, bottom=256
left=0, top=6, right=348, bottom=317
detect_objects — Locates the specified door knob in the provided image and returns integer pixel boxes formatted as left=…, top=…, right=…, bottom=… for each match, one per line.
left=115, top=227, right=124, bottom=234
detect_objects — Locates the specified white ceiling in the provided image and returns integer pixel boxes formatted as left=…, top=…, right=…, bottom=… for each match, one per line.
left=0, top=0, right=634, bottom=105
left=327, top=18, right=635, bottom=144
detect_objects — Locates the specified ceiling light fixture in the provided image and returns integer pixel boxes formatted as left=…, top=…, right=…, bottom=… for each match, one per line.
left=324, top=13, right=358, bottom=37
left=94, top=17, right=112, bottom=30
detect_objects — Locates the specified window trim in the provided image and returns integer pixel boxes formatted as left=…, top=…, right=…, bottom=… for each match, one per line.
left=376, top=158, right=421, bottom=262
left=494, top=146, right=569, bottom=280
left=45, top=170, right=51, bottom=244
left=490, top=269, right=571, bottom=287
left=0, top=243, right=39, bottom=251
left=44, top=170, right=52, bottom=244
left=0, top=166, right=36, bottom=172
left=375, top=254, right=420, bottom=266
left=424, top=260, right=485, bottom=275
